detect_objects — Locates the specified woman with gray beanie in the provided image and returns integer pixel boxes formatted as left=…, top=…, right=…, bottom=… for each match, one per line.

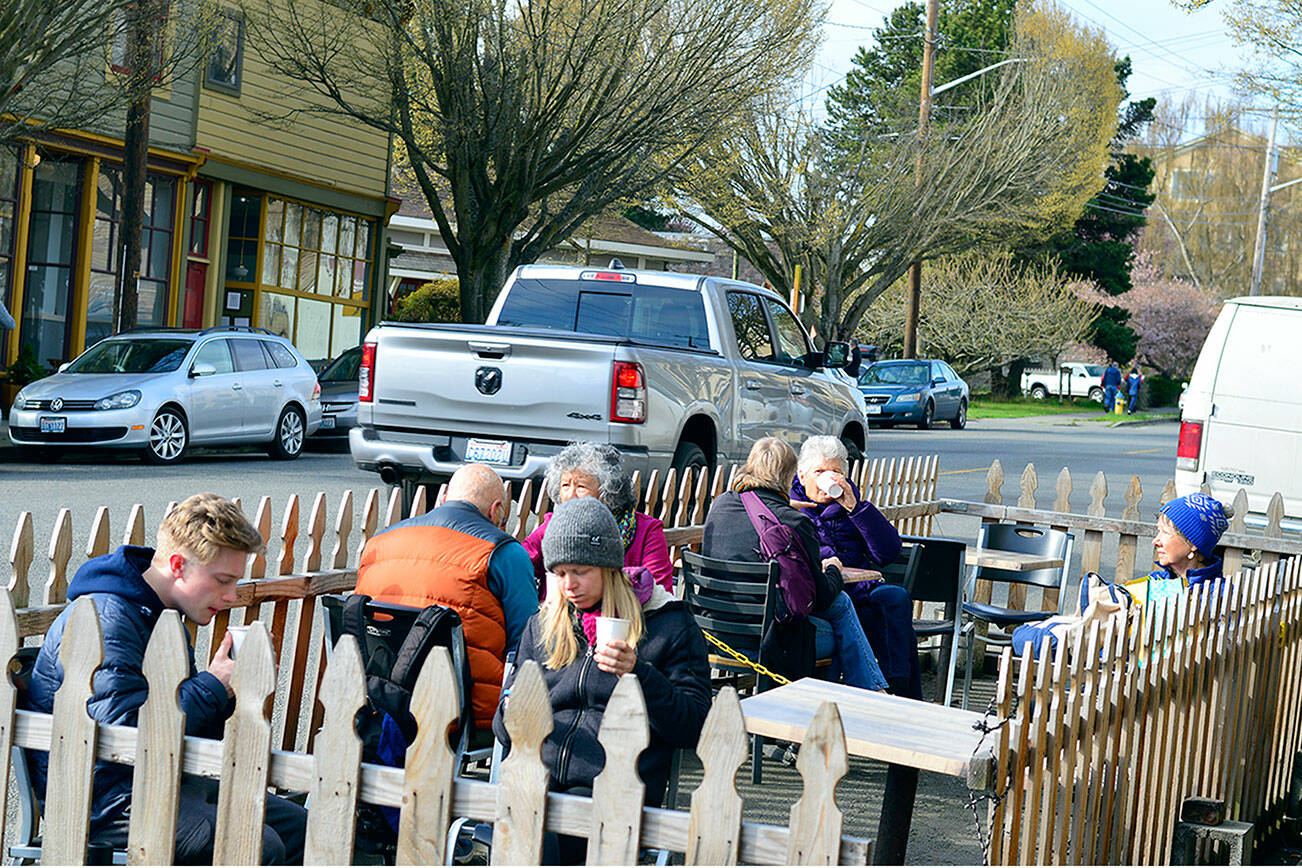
left=523, top=442, right=674, bottom=594
left=493, top=497, right=710, bottom=863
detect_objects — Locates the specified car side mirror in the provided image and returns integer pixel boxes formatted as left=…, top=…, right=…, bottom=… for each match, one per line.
left=190, top=362, right=217, bottom=378
left=932, top=377, right=945, bottom=386
left=822, top=341, right=850, bottom=369
left=57, top=363, right=70, bottom=374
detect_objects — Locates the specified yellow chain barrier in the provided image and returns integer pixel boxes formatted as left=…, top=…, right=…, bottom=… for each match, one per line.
left=701, top=630, right=790, bottom=686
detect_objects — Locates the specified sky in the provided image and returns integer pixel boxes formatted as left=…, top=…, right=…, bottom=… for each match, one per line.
left=812, top=0, right=1260, bottom=142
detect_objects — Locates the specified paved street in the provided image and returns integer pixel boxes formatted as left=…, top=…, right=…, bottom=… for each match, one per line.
left=0, top=412, right=1178, bottom=575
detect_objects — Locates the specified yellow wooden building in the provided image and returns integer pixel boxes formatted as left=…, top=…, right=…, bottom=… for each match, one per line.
left=0, top=4, right=394, bottom=372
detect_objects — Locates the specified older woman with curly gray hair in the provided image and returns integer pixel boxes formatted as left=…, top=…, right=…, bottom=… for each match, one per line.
left=522, top=442, right=674, bottom=594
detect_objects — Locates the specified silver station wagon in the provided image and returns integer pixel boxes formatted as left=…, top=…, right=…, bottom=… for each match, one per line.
left=8, top=327, right=322, bottom=463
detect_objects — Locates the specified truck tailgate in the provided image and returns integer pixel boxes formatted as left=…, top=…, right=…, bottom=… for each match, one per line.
left=370, top=326, right=618, bottom=442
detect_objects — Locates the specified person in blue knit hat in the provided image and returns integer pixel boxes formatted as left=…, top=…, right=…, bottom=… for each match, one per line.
left=1012, top=493, right=1231, bottom=658
left=1134, top=492, right=1231, bottom=607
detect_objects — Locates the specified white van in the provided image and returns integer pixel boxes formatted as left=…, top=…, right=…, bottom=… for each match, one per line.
left=1175, top=296, right=1302, bottom=528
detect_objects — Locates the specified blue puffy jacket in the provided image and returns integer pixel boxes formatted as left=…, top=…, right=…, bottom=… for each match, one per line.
left=27, top=546, right=232, bottom=836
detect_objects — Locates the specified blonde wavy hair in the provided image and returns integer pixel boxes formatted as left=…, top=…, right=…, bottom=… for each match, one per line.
left=157, top=493, right=264, bottom=564
left=732, top=436, right=797, bottom=494
left=539, top=567, right=645, bottom=669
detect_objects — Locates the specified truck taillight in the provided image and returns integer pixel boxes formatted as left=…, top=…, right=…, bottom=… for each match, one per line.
left=359, top=342, right=376, bottom=403
left=1177, top=420, right=1202, bottom=470
left=611, top=361, right=646, bottom=423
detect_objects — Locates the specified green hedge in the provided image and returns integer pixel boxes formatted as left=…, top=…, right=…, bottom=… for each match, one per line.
left=392, top=277, right=460, bottom=323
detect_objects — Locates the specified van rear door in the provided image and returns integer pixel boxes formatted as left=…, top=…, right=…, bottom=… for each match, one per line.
left=1199, top=304, right=1302, bottom=517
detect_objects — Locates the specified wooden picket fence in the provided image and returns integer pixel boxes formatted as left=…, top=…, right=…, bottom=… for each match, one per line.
left=984, top=554, right=1302, bottom=865
left=4, top=455, right=941, bottom=757
left=0, top=589, right=872, bottom=865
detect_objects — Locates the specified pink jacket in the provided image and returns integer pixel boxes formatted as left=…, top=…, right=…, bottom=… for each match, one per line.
left=523, top=509, right=674, bottom=595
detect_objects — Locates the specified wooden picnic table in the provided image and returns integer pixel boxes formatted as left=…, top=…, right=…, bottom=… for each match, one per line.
left=740, top=678, right=997, bottom=865
left=967, top=550, right=1064, bottom=572
left=840, top=567, right=883, bottom=584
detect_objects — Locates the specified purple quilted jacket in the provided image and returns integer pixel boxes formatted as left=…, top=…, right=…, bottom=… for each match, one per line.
left=791, top=477, right=903, bottom=605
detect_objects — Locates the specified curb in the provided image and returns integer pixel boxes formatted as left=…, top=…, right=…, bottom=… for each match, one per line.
left=1107, top=415, right=1181, bottom=428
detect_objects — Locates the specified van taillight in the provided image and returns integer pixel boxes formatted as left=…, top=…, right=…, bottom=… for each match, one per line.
left=1177, top=420, right=1202, bottom=470
left=359, top=342, right=376, bottom=403
left=611, top=361, right=646, bottom=423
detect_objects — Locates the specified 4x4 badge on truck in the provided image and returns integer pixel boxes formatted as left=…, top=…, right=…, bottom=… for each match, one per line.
left=475, top=366, right=502, bottom=395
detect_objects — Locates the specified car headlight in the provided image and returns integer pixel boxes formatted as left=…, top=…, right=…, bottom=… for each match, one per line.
left=93, top=390, right=142, bottom=411
left=896, top=392, right=922, bottom=402
left=12, top=388, right=29, bottom=410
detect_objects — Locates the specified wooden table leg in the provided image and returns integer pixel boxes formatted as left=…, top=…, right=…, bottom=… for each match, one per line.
left=874, top=763, right=919, bottom=864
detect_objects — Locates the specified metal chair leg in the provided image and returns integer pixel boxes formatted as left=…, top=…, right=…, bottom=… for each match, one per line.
left=962, top=624, right=975, bottom=711
left=751, top=734, right=763, bottom=785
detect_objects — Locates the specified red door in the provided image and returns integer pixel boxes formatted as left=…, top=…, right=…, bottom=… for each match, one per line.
left=183, top=261, right=206, bottom=329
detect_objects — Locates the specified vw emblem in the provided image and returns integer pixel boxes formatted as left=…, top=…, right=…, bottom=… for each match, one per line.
left=475, top=366, right=502, bottom=396
left=50, top=397, right=63, bottom=412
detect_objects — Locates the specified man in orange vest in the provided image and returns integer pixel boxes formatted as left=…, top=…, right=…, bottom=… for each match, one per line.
left=355, top=464, right=537, bottom=729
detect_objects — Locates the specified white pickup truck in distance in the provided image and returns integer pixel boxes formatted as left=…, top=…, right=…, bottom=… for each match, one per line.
left=349, top=263, right=869, bottom=488
left=1021, top=362, right=1105, bottom=402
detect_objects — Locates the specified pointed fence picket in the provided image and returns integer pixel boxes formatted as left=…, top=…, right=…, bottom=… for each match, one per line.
left=2, top=588, right=872, bottom=865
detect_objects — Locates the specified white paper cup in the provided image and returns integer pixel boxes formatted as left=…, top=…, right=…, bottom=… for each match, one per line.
left=227, top=626, right=250, bottom=659
left=817, top=470, right=844, bottom=499
left=595, top=616, right=631, bottom=647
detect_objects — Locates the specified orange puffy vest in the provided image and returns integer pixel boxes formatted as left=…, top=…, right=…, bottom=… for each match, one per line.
left=355, top=503, right=513, bottom=729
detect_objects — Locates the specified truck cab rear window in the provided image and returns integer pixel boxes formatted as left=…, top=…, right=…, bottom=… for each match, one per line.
left=497, top=279, right=710, bottom=349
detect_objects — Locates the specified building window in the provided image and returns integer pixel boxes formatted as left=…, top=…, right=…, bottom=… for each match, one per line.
left=86, top=165, right=176, bottom=347
left=21, top=159, right=82, bottom=367
left=190, top=180, right=211, bottom=257
left=252, top=195, right=373, bottom=362
left=0, top=146, right=19, bottom=356
left=205, top=10, right=243, bottom=94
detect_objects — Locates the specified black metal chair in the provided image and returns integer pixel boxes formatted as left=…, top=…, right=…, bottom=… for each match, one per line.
left=897, top=535, right=967, bottom=706
left=680, top=550, right=781, bottom=784
left=321, top=594, right=490, bottom=863
left=960, top=523, right=1074, bottom=709
left=8, top=646, right=126, bottom=865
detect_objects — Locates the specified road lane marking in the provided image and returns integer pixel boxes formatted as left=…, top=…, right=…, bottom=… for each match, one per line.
left=1123, top=448, right=1166, bottom=455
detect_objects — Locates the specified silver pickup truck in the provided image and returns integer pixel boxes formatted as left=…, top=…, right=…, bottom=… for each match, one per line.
left=349, top=263, right=867, bottom=488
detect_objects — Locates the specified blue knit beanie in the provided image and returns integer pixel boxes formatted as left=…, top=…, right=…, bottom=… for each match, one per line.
left=1159, top=493, right=1229, bottom=556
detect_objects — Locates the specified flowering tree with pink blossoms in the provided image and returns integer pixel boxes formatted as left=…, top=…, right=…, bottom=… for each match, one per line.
left=1124, top=252, right=1221, bottom=379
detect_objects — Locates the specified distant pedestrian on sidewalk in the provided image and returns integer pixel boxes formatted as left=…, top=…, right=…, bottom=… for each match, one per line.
left=1126, top=367, right=1143, bottom=414
left=1101, top=362, right=1122, bottom=411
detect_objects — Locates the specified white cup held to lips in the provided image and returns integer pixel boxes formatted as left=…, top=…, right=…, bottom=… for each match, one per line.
left=817, top=470, right=844, bottom=499
left=595, top=616, right=631, bottom=647
left=227, top=626, right=250, bottom=659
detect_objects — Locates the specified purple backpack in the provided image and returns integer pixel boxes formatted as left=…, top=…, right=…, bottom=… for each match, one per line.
left=740, top=491, right=818, bottom=621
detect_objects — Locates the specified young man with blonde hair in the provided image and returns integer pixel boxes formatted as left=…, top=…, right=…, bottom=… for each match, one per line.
left=28, top=493, right=307, bottom=864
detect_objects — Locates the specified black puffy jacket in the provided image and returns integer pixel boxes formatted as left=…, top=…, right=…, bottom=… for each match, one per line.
left=492, top=591, right=710, bottom=806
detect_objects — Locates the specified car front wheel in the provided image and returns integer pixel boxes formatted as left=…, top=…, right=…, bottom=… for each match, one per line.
left=917, top=400, right=934, bottom=430
left=268, top=405, right=306, bottom=460
left=951, top=399, right=968, bottom=429
left=144, top=407, right=188, bottom=464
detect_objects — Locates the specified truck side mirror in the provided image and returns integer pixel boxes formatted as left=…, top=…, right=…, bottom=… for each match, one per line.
left=822, top=341, right=850, bottom=369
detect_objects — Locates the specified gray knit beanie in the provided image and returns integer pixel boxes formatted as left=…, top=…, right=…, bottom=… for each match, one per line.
left=542, top=497, right=624, bottom=571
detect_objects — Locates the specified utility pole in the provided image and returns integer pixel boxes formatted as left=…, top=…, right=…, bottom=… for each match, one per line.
left=902, top=0, right=939, bottom=359
left=1250, top=108, right=1280, bottom=297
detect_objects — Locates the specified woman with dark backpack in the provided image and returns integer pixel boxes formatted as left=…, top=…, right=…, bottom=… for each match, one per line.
left=701, top=437, right=888, bottom=689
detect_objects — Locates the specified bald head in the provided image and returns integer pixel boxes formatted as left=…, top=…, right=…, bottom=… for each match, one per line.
left=447, top=464, right=508, bottom=525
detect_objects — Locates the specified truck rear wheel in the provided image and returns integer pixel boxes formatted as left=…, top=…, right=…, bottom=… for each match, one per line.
left=671, top=442, right=709, bottom=477
left=1029, top=384, right=1049, bottom=400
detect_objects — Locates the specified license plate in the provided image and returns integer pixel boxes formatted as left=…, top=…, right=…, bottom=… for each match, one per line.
left=865, top=405, right=882, bottom=415
left=320, top=416, right=336, bottom=430
left=466, top=438, right=511, bottom=465
left=40, top=417, right=66, bottom=434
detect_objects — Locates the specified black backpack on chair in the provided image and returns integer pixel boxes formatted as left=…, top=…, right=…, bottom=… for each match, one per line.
left=336, top=593, right=471, bottom=761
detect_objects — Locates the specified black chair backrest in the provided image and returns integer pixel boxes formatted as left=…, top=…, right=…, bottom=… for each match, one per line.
left=680, top=550, right=779, bottom=656
left=974, top=523, right=1074, bottom=590
left=900, top=535, right=968, bottom=604
left=320, top=594, right=472, bottom=741
left=880, top=543, right=920, bottom=591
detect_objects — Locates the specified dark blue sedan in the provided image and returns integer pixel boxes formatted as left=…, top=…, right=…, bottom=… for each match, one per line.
left=857, top=359, right=970, bottom=429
